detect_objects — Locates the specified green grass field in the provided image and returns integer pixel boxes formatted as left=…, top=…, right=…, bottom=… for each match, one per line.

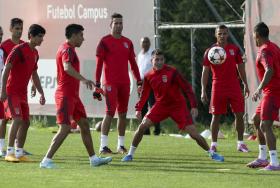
left=0, top=127, right=279, bottom=188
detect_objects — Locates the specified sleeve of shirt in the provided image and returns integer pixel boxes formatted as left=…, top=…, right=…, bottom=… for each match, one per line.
left=260, top=48, right=274, bottom=69
left=62, top=47, right=74, bottom=64
left=128, top=42, right=141, bottom=82
left=33, top=51, right=39, bottom=71
left=95, top=39, right=106, bottom=83
left=175, top=70, right=197, bottom=108
left=235, top=47, right=243, bottom=64
left=203, top=48, right=211, bottom=66
left=135, top=76, right=152, bottom=111
left=6, top=47, right=20, bottom=66
left=96, top=39, right=106, bottom=59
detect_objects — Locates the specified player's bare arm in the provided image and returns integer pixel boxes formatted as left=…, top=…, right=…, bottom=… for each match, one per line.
left=201, top=66, right=210, bottom=104
left=0, top=62, right=12, bottom=101
left=252, top=67, right=273, bottom=102
left=31, top=71, right=45, bottom=105
left=63, top=62, right=95, bottom=90
left=237, top=63, right=250, bottom=98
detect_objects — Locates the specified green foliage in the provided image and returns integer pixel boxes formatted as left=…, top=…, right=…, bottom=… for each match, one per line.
left=160, top=0, right=245, bottom=125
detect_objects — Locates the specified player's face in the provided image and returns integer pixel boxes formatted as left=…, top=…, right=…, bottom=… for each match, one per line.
left=0, top=28, right=3, bottom=43
left=111, top=18, right=123, bottom=35
left=74, top=31, right=84, bottom=47
left=215, top=28, right=228, bottom=45
left=30, top=33, right=45, bottom=47
left=152, top=54, right=164, bottom=70
left=253, top=32, right=261, bottom=47
left=141, top=38, right=150, bottom=52
left=10, top=23, right=23, bottom=39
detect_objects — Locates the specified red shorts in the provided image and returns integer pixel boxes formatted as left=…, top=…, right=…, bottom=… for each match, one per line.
left=145, top=102, right=193, bottom=130
left=104, top=83, right=130, bottom=116
left=55, top=95, right=87, bottom=125
left=0, top=101, right=5, bottom=119
left=4, top=95, right=29, bottom=121
left=210, top=88, right=244, bottom=114
left=256, top=94, right=280, bottom=121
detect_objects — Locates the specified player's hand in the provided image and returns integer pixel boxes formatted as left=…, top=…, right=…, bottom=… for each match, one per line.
left=82, top=79, right=94, bottom=90
left=93, top=83, right=104, bottom=101
left=244, top=84, right=250, bottom=99
left=137, top=80, right=143, bottom=94
left=31, top=84, right=36, bottom=98
left=39, top=94, right=46, bottom=105
left=191, top=108, right=198, bottom=118
left=0, top=91, right=7, bottom=102
left=200, top=89, right=208, bottom=105
left=136, top=111, right=142, bottom=120
left=252, top=88, right=261, bottom=102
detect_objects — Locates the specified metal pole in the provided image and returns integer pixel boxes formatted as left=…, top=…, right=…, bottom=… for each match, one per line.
left=190, top=28, right=196, bottom=92
left=154, top=0, right=161, bottom=48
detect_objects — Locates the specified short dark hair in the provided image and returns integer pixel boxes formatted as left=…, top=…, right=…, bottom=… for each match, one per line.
left=151, top=49, right=164, bottom=56
left=215, top=24, right=228, bottom=33
left=254, top=22, right=269, bottom=38
left=65, top=24, right=84, bottom=39
left=111, top=13, right=123, bottom=20
left=10, top=18, right=23, bottom=28
left=28, top=24, right=46, bottom=39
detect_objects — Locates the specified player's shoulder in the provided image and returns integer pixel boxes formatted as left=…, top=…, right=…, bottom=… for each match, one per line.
left=101, top=34, right=112, bottom=41
left=0, top=39, right=11, bottom=47
left=165, top=64, right=177, bottom=72
left=121, top=36, right=132, bottom=43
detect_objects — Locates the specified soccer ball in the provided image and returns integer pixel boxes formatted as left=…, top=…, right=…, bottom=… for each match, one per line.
left=207, top=46, right=227, bottom=65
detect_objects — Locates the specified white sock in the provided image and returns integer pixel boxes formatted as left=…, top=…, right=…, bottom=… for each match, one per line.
left=211, top=142, right=217, bottom=147
left=237, top=140, right=244, bottom=146
left=269, top=150, right=279, bottom=166
left=0, top=139, right=5, bottom=151
left=7, top=146, right=14, bottom=155
left=128, top=146, right=137, bottom=156
left=14, top=139, right=18, bottom=147
left=118, top=136, right=125, bottom=149
left=89, top=155, right=99, bottom=161
left=258, top=145, right=267, bottom=160
left=42, top=157, right=52, bottom=163
left=15, top=148, right=23, bottom=158
left=100, top=134, right=108, bottom=150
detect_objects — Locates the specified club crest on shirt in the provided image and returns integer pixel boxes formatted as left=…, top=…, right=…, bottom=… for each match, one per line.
left=123, top=42, right=129, bottom=49
left=106, top=85, right=112, bottom=92
left=14, top=107, right=20, bottom=115
left=229, top=49, right=235, bottom=56
left=162, top=75, right=167, bottom=83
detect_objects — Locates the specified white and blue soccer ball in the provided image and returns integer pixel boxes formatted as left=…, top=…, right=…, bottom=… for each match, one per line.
left=207, top=46, right=227, bottom=65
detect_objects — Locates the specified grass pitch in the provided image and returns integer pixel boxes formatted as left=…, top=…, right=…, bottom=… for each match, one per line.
left=0, top=127, right=279, bottom=188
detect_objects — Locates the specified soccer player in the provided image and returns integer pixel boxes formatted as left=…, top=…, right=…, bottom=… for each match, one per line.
left=0, top=24, right=46, bottom=162
left=137, top=37, right=161, bottom=135
left=122, top=49, right=224, bottom=162
left=246, top=22, right=280, bottom=171
left=94, top=13, right=142, bottom=154
left=0, top=18, right=33, bottom=157
left=40, top=24, right=112, bottom=168
left=201, top=24, right=250, bottom=153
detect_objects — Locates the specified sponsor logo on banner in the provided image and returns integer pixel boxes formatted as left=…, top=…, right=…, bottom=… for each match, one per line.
left=162, top=75, right=167, bottom=83
left=229, top=49, right=235, bottom=56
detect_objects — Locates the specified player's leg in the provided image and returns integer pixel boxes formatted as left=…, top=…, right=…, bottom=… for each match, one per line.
left=121, top=117, right=154, bottom=162
left=99, top=84, right=117, bottom=154
left=259, top=96, right=280, bottom=170
left=230, top=89, right=248, bottom=152
left=247, top=108, right=268, bottom=168
left=148, top=92, right=160, bottom=135
left=40, top=96, right=73, bottom=168
left=210, top=114, right=222, bottom=152
left=77, top=116, right=112, bottom=167
left=0, top=119, right=8, bottom=157
left=141, top=101, right=150, bottom=135
left=116, top=84, right=130, bottom=153
left=209, top=91, right=226, bottom=152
